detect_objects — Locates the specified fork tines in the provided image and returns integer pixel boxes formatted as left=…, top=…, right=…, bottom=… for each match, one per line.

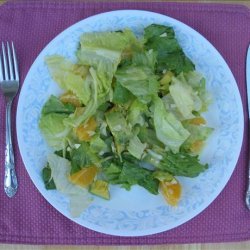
left=0, top=42, right=19, bottom=82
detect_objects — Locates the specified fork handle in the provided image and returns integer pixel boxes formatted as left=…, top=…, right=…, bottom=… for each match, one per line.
left=4, top=101, right=17, bottom=197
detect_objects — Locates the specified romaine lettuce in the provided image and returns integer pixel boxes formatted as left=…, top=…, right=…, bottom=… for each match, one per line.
left=63, top=67, right=100, bottom=127
left=41, top=95, right=75, bottom=115
left=70, top=142, right=101, bottom=174
left=48, top=153, right=92, bottom=217
left=39, top=113, right=70, bottom=151
left=127, top=135, right=147, bottom=159
left=169, top=75, right=202, bottom=119
left=182, top=122, right=214, bottom=154
left=153, top=97, right=190, bottom=153
left=45, top=56, right=90, bottom=105
left=144, top=24, right=195, bottom=74
left=105, top=110, right=132, bottom=156
left=115, top=65, right=159, bottom=103
left=143, top=150, right=208, bottom=177
left=127, top=99, right=148, bottom=127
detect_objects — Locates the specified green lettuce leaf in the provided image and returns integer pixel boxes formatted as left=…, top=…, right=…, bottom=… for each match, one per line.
left=127, top=99, right=148, bottom=127
left=115, top=65, right=159, bottom=103
left=105, top=110, right=132, bottom=156
left=182, top=122, right=214, bottom=153
left=103, top=160, right=159, bottom=194
left=143, top=149, right=208, bottom=177
left=169, top=74, right=202, bottom=119
left=48, top=153, right=92, bottom=217
left=39, top=113, right=70, bottom=151
left=157, top=151, right=208, bottom=177
left=103, top=162, right=123, bottom=184
left=132, top=50, right=157, bottom=70
left=144, top=24, right=195, bottom=74
left=79, top=29, right=140, bottom=51
left=161, top=94, right=184, bottom=121
left=112, top=81, right=134, bottom=105
left=41, top=95, right=75, bottom=115
left=42, top=163, right=56, bottom=190
left=184, top=71, right=212, bottom=112
left=76, top=29, right=141, bottom=98
left=63, top=67, right=100, bottom=127
left=127, top=135, right=147, bottom=159
left=138, top=126, right=165, bottom=148
left=45, top=55, right=90, bottom=105
left=89, top=134, right=109, bottom=155
left=153, top=97, right=190, bottom=153
left=70, top=142, right=101, bottom=174
left=118, top=162, right=159, bottom=194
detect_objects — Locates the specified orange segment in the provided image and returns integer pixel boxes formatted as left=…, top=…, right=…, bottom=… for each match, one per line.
left=60, top=91, right=82, bottom=107
left=75, top=117, right=97, bottom=141
left=69, top=166, right=98, bottom=188
left=160, top=178, right=182, bottom=206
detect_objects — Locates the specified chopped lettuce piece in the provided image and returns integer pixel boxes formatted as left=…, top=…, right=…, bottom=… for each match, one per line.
left=153, top=97, right=190, bottom=153
left=105, top=110, right=132, bottom=156
left=90, top=134, right=109, bottom=154
left=138, top=126, right=164, bottom=148
left=127, top=135, right=147, bottom=159
left=132, top=50, right=157, bottom=70
left=45, top=55, right=90, bottom=105
left=157, top=151, right=208, bottom=177
left=103, top=163, right=123, bottom=184
left=70, top=142, right=101, bottom=174
left=103, top=161, right=159, bottom=194
left=169, top=74, right=202, bottom=119
left=77, top=30, right=141, bottom=97
left=112, top=81, right=134, bottom=105
left=48, top=153, right=92, bottom=217
left=42, top=164, right=56, bottom=190
left=63, top=68, right=100, bottom=127
left=115, top=65, right=159, bottom=103
left=41, top=95, right=75, bottom=115
left=144, top=150, right=207, bottom=177
left=77, top=46, right=119, bottom=95
left=184, top=71, right=212, bottom=112
left=127, top=99, right=148, bottom=127
left=185, top=71, right=204, bottom=88
left=144, top=24, right=195, bottom=74
left=39, top=113, right=70, bottom=151
left=118, top=162, right=159, bottom=194
left=79, top=29, right=140, bottom=51
left=161, top=94, right=184, bottom=121
left=182, top=122, right=214, bottom=154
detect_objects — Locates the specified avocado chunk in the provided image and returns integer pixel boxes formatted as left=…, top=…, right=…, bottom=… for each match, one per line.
left=89, top=180, right=110, bottom=200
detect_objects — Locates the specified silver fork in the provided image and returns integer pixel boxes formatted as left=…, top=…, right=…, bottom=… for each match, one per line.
left=0, top=42, right=19, bottom=197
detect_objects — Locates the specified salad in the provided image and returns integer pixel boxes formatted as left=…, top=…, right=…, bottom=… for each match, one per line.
left=39, top=24, right=213, bottom=217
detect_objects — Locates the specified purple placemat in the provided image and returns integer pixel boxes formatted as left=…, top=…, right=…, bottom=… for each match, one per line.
left=0, top=0, right=249, bottom=245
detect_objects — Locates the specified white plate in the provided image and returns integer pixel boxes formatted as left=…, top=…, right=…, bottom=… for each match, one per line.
left=16, top=10, right=244, bottom=236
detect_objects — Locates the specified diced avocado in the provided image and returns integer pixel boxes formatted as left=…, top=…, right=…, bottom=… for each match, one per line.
left=89, top=180, right=110, bottom=200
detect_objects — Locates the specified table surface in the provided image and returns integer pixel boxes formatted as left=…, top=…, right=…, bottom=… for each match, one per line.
left=0, top=0, right=250, bottom=249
